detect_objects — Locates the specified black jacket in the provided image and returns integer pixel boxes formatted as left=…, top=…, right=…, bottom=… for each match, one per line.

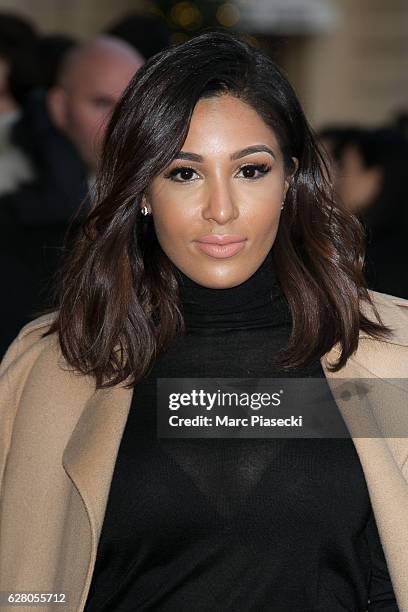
left=0, top=90, right=89, bottom=357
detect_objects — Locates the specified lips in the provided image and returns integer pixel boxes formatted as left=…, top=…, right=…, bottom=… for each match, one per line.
left=194, top=235, right=247, bottom=259
left=196, top=234, right=246, bottom=245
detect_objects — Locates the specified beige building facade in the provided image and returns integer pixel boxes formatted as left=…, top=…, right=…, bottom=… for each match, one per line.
left=302, top=0, right=408, bottom=127
left=0, top=0, right=407, bottom=128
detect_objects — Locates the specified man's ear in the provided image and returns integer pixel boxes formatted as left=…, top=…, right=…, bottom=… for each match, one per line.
left=46, top=87, right=68, bottom=132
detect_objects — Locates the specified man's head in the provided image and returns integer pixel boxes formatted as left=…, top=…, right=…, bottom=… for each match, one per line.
left=47, top=35, right=144, bottom=173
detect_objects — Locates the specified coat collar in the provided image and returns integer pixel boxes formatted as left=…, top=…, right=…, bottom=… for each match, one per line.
left=62, top=384, right=133, bottom=609
left=62, top=385, right=133, bottom=540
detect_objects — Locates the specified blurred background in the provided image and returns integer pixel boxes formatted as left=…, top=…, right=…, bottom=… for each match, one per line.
left=0, top=0, right=407, bottom=357
left=1, top=0, right=407, bottom=126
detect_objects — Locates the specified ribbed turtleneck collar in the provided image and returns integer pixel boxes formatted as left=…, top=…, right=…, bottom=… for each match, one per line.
left=176, top=248, right=292, bottom=330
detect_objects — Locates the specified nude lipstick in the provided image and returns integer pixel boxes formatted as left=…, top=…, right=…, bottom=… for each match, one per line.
left=194, top=234, right=247, bottom=259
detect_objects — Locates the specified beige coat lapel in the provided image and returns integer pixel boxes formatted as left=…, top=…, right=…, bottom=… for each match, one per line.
left=322, top=341, right=408, bottom=611
left=62, top=384, right=133, bottom=611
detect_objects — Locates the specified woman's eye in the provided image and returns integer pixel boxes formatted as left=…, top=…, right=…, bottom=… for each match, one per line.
left=164, top=163, right=271, bottom=182
left=237, top=163, right=271, bottom=179
left=165, top=167, right=199, bottom=182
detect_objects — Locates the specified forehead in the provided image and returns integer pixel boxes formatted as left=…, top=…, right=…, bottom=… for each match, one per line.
left=182, top=94, right=281, bottom=153
left=67, top=53, right=138, bottom=99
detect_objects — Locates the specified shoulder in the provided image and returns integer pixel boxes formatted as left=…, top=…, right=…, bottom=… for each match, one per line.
left=362, top=290, right=408, bottom=347
left=0, top=313, right=96, bottom=430
left=0, top=312, right=62, bottom=378
left=345, top=290, right=408, bottom=377
left=0, top=312, right=58, bottom=376
left=368, top=289, right=408, bottom=311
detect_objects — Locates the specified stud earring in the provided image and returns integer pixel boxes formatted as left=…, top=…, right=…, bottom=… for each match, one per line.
left=141, top=205, right=150, bottom=216
left=281, top=202, right=285, bottom=210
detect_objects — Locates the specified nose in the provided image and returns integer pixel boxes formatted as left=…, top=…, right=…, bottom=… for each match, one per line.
left=202, top=178, right=239, bottom=225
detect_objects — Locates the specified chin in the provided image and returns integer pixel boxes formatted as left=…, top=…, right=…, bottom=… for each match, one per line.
left=199, top=273, right=249, bottom=289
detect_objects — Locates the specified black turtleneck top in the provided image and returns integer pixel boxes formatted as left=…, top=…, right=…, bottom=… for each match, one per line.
left=84, top=249, right=398, bottom=611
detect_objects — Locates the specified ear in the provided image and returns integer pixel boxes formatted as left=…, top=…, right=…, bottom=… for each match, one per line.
left=140, top=193, right=152, bottom=215
left=46, top=87, right=68, bottom=132
left=284, top=157, right=299, bottom=197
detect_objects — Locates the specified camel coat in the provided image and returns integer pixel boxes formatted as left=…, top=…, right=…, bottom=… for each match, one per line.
left=1, top=290, right=408, bottom=612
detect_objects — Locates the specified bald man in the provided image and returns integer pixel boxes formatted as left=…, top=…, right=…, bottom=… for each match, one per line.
left=0, top=36, right=144, bottom=358
left=47, top=36, right=144, bottom=174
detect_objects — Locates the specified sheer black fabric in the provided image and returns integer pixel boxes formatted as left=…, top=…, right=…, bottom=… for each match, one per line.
left=85, top=249, right=398, bottom=611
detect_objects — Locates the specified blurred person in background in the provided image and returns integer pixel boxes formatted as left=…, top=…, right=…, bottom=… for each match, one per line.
left=0, top=12, right=40, bottom=195
left=0, top=12, right=38, bottom=116
left=0, top=26, right=77, bottom=199
left=46, top=35, right=144, bottom=180
left=0, top=35, right=144, bottom=358
left=319, top=126, right=408, bottom=299
left=36, top=33, right=78, bottom=91
left=106, top=11, right=170, bottom=59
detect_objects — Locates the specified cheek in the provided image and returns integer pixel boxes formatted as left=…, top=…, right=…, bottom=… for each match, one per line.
left=235, top=179, right=284, bottom=225
left=149, top=192, right=188, bottom=247
left=152, top=216, right=192, bottom=267
left=87, top=115, right=107, bottom=145
left=72, top=106, right=106, bottom=141
left=250, top=205, right=281, bottom=245
left=68, top=108, right=89, bottom=142
left=154, top=210, right=190, bottom=241
left=93, top=109, right=112, bottom=133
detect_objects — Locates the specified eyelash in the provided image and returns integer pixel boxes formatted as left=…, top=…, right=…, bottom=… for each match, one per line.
left=164, top=163, right=271, bottom=182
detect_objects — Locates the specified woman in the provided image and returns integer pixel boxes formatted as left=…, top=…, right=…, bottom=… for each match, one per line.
left=1, top=31, right=408, bottom=612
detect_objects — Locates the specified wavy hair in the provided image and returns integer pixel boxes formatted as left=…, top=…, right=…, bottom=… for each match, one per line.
left=48, top=30, right=390, bottom=388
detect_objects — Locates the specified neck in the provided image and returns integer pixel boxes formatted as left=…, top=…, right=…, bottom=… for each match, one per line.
left=177, top=248, right=291, bottom=330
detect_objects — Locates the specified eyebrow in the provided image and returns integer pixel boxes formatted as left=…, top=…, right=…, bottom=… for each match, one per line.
left=173, top=145, right=276, bottom=163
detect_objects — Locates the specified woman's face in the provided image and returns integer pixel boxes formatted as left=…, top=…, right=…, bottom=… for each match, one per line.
left=144, top=94, right=295, bottom=288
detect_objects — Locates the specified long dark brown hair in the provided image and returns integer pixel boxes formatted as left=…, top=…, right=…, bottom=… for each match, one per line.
left=48, top=30, right=390, bottom=388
